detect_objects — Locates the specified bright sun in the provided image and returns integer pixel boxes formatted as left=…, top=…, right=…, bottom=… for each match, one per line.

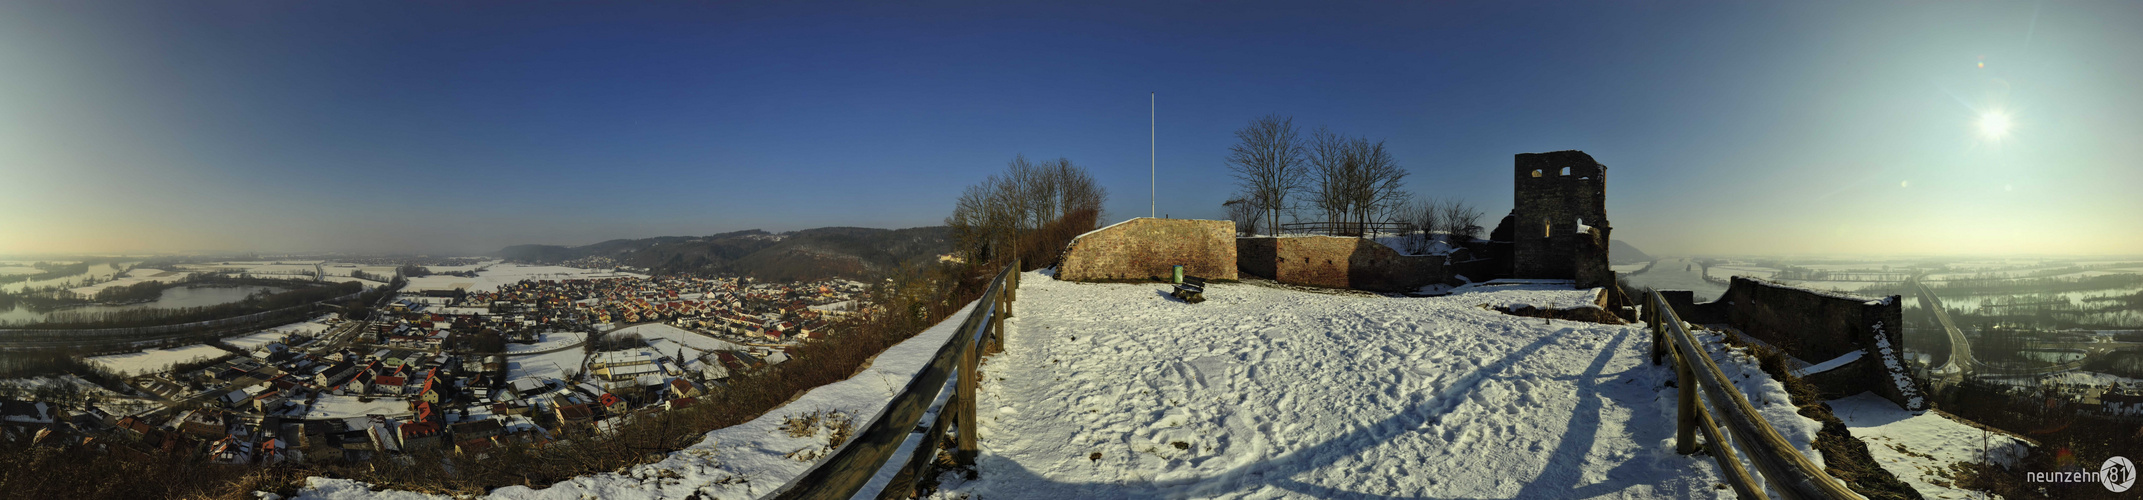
left=1978, top=111, right=2012, bottom=140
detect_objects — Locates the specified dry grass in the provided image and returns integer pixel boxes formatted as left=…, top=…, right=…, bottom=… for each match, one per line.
left=780, top=410, right=826, bottom=438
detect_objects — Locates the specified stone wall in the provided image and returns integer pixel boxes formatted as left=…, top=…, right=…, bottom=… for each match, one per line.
left=1509, top=150, right=1611, bottom=285
left=1058, top=218, right=1238, bottom=282
left=1717, top=276, right=1922, bottom=409
left=1236, top=236, right=1445, bottom=293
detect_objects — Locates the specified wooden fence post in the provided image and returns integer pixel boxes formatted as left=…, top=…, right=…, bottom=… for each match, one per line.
left=956, top=331, right=980, bottom=465
left=1648, top=295, right=1663, bottom=366
left=1675, top=346, right=1698, bottom=455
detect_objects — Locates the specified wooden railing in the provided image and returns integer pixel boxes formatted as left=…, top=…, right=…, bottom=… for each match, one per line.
left=1645, top=290, right=1864, bottom=500
left=768, top=259, right=1021, bottom=500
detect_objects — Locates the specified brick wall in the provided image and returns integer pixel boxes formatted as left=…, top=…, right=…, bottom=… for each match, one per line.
left=1058, top=218, right=1238, bottom=282
left=1236, top=236, right=1446, bottom=293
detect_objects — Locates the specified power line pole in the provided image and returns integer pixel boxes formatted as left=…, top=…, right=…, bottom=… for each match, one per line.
left=1150, top=92, right=1156, bottom=219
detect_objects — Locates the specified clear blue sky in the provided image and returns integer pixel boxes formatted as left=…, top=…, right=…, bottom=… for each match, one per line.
left=5, top=1, right=2139, bottom=256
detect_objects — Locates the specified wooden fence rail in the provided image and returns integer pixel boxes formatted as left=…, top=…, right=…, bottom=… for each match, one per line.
left=1646, top=290, right=1864, bottom=500
left=768, top=259, right=1020, bottom=500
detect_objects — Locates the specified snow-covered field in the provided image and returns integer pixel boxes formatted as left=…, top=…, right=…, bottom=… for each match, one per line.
left=612, top=323, right=751, bottom=354
left=503, top=331, right=588, bottom=354
left=299, top=394, right=411, bottom=420
left=932, top=271, right=1814, bottom=499
left=403, top=263, right=642, bottom=293
left=226, top=315, right=337, bottom=351
left=0, top=374, right=109, bottom=395
left=1829, top=392, right=2029, bottom=500
left=85, top=344, right=230, bottom=376
left=505, top=348, right=587, bottom=382
left=292, top=300, right=982, bottom=500
left=67, top=267, right=190, bottom=296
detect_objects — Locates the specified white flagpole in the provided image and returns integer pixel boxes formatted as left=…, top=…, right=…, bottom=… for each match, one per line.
left=1150, top=92, right=1156, bottom=219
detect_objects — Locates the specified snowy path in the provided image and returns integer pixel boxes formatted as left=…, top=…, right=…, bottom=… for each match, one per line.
left=939, top=272, right=1740, bottom=499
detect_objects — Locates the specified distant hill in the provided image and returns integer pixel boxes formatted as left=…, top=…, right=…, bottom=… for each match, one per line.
left=498, top=227, right=951, bottom=281
left=1608, top=240, right=1653, bottom=265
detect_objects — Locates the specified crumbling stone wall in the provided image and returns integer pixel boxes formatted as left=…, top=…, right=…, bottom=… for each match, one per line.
left=1236, top=236, right=1445, bottom=293
left=1718, top=277, right=1920, bottom=409
left=1058, top=218, right=1238, bottom=282
left=1509, top=150, right=1611, bottom=287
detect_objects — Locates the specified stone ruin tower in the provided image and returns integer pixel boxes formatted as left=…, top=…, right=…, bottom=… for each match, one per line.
left=1510, top=150, right=1613, bottom=288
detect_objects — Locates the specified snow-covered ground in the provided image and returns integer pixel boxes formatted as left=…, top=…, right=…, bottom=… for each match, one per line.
left=291, top=300, right=982, bottom=500
left=67, top=267, right=190, bottom=296
left=611, top=323, right=751, bottom=354
left=503, top=330, right=588, bottom=354
left=932, top=271, right=1815, bottom=499
left=403, top=263, right=642, bottom=293
left=298, top=394, right=412, bottom=420
left=0, top=374, right=110, bottom=395
left=226, top=315, right=337, bottom=351
left=85, top=344, right=230, bottom=376
left=1829, top=392, right=2030, bottom=500
left=505, top=348, right=588, bottom=382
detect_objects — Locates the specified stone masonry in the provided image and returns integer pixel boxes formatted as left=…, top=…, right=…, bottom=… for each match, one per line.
left=1509, top=150, right=1612, bottom=288
left=1716, top=276, right=1922, bottom=409
left=1236, top=236, right=1446, bottom=293
left=1058, top=218, right=1238, bottom=282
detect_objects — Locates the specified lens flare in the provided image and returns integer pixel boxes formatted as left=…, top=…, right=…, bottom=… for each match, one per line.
left=1978, top=111, right=2011, bottom=140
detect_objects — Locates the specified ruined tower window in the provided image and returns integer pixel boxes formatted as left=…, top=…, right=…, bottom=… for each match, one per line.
left=1560, top=167, right=1571, bottom=176
left=1530, top=169, right=1542, bottom=178
left=1543, top=218, right=1551, bottom=238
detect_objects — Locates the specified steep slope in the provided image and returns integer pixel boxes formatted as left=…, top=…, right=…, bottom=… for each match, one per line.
left=1609, top=239, right=1653, bottom=264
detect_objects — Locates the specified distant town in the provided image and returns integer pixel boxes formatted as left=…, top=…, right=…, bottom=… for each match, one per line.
left=0, top=257, right=871, bottom=466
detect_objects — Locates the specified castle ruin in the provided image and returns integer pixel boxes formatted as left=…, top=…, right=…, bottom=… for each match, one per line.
left=1506, top=150, right=1614, bottom=288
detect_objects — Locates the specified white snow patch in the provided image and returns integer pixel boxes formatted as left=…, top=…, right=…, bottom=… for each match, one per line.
left=86, top=344, right=230, bottom=376
left=1795, top=349, right=1865, bottom=377
left=1829, top=392, right=2029, bottom=499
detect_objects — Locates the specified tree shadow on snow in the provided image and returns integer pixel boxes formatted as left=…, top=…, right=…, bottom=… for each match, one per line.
left=962, top=327, right=1717, bottom=499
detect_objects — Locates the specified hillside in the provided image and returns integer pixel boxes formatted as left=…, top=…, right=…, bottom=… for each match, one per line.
left=497, top=226, right=950, bottom=281
left=1609, top=239, right=1653, bottom=264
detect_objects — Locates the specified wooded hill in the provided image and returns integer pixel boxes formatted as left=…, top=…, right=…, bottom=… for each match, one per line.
left=497, top=226, right=952, bottom=281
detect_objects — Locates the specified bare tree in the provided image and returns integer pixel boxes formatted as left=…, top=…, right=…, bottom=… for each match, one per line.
left=1049, top=158, right=1106, bottom=221
left=1403, top=197, right=1442, bottom=254
left=947, top=155, right=1110, bottom=266
left=1225, top=115, right=1307, bottom=236
left=1349, top=137, right=1409, bottom=236
left=1306, top=127, right=1352, bottom=233
left=1223, top=196, right=1261, bottom=237
left=1440, top=198, right=1485, bottom=242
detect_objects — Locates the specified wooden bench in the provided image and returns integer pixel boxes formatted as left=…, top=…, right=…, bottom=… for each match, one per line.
left=1171, top=276, right=1207, bottom=304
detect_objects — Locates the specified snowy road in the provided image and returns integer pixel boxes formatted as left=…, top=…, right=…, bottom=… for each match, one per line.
left=940, top=272, right=1739, bottom=499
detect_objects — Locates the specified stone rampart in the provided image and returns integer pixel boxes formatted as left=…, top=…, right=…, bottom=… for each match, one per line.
left=1236, top=236, right=1446, bottom=293
left=1718, top=277, right=1922, bottom=409
left=1058, top=218, right=1237, bottom=282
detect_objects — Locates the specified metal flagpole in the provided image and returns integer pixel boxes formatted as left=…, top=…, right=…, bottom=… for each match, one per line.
left=1150, top=92, right=1155, bottom=219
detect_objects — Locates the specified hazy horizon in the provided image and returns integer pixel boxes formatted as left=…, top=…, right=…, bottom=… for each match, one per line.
left=6, top=1, right=2140, bottom=257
